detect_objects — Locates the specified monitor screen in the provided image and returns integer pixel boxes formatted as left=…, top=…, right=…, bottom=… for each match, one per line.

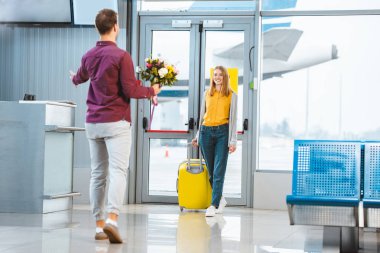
left=73, top=0, right=117, bottom=25
left=0, top=0, right=72, bottom=23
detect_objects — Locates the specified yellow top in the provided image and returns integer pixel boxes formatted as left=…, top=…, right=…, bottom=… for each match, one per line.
left=203, top=90, right=232, bottom=126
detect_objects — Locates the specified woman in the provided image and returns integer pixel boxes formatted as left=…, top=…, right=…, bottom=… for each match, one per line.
left=192, top=66, right=238, bottom=217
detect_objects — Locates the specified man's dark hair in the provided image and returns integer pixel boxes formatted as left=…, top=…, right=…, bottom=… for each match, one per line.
left=95, top=9, right=117, bottom=35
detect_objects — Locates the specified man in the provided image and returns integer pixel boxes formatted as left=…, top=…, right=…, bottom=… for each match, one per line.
left=70, top=9, right=160, bottom=243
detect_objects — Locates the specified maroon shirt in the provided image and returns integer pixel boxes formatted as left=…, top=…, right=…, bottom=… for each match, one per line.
left=72, top=41, right=154, bottom=123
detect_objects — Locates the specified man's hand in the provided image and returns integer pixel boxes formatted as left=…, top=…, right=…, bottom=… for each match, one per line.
left=229, top=145, right=236, bottom=153
left=152, top=83, right=161, bottom=95
left=69, top=70, right=76, bottom=81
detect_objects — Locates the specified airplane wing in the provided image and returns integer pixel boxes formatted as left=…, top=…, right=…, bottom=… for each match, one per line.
left=263, top=28, right=303, bottom=61
left=263, top=41, right=338, bottom=79
left=213, top=28, right=303, bottom=61
left=213, top=43, right=243, bottom=59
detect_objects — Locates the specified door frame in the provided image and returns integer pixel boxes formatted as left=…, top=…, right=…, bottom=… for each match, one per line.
left=135, top=13, right=255, bottom=207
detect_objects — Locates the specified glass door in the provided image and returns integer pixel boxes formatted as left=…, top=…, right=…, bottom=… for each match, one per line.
left=137, top=15, right=254, bottom=206
left=200, top=24, right=252, bottom=206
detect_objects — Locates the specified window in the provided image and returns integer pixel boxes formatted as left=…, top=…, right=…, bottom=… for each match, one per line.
left=259, top=15, right=380, bottom=170
left=263, top=0, right=380, bottom=11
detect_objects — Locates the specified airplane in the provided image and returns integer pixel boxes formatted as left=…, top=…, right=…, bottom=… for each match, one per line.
left=193, top=0, right=338, bottom=79
left=153, top=0, right=338, bottom=99
left=147, top=0, right=339, bottom=131
left=213, top=26, right=338, bottom=80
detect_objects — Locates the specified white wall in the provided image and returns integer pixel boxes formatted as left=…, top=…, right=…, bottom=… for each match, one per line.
left=253, top=171, right=292, bottom=210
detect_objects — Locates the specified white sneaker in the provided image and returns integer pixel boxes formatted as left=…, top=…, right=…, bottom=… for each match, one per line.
left=216, top=197, right=227, bottom=214
left=205, top=206, right=216, bottom=217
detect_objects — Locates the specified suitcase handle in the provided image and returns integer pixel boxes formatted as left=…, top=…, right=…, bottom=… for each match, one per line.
left=187, top=143, right=204, bottom=172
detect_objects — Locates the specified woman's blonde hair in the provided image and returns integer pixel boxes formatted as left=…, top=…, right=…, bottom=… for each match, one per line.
left=209, top=66, right=231, bottom=97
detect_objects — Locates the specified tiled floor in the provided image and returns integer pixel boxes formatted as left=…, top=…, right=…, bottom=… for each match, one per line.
left=0, top=204, right=379, bottom=253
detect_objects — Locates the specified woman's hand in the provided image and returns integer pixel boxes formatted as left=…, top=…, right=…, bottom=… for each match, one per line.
left=191, top=138, right=198, bottom=147
left=229, top=145, right=236, bottom=153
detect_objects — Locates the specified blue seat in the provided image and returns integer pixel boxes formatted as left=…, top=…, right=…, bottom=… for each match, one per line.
left=287, top=140, right=361, bottom=227
left=363, top=143, right=380, bottom=227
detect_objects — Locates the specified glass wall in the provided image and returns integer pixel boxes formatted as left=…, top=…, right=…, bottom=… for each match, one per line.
left=259, top=15, right=380, bottom=170
left=262, top=0, right=380, bottom=11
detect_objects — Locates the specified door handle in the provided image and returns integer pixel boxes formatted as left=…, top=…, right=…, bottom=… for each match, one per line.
left=143, top=117, right=148, bottom=130
left=185, top=118, right=195, bottom=130
left=243, top=119, right=248, bottom=131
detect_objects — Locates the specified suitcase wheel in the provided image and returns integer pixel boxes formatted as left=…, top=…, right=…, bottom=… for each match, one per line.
left=179, top=206, right=184, bottom=212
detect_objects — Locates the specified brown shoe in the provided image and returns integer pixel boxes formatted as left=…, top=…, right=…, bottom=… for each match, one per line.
left=103, top=224, right=123, bottom=243
left=95, top=231, right=108, bottom=240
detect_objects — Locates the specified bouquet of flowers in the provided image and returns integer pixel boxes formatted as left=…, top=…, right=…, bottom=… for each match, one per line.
left=140, top=57, right=178, bottom=87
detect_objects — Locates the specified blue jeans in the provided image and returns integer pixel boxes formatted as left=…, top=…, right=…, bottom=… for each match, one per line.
left=199, top=124, right=229, bottom=208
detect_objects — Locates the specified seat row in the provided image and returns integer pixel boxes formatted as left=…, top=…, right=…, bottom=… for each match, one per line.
left=287, top=140, right=380, bottom=228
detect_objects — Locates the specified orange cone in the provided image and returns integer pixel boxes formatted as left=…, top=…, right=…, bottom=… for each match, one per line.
left=165, top=145, right=169, bottom=158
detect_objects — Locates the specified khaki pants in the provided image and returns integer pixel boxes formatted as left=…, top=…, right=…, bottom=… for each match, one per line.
left=85, top=120, right=131, bottom=220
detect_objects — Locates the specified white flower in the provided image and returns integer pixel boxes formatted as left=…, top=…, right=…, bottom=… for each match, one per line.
left=158, top=67, right=168, bottom=78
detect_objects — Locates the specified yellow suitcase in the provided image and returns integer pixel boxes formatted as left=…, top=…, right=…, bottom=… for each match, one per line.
left=177, top=158, right=212, bottom=211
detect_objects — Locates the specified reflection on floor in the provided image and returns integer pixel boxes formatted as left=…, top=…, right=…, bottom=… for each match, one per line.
left=0, top=204, right=379, bottom=253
